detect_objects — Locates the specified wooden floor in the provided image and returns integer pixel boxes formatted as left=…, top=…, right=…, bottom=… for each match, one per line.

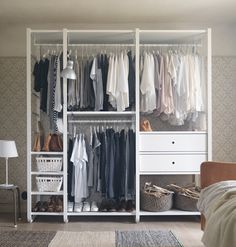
left=0, top=214, right=204, bottom=247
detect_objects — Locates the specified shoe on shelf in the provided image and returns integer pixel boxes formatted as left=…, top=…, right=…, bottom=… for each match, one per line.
left=32, top=201, right=42, bottom=212
left=99, top=199, right=108, bottom=212
left=74, top=202, right=83, bottom=212
left=118, top=199, right=126, bottom=212
left=90, top=201, right=99, bottom=212
left=55, top=196, right=63, bottom=212
left=67, top=201, right=74, bottom=212
left=107, top=199, right=117, bottom=212
left=126, top=200, right=135, bottom=212
left=82, top=201, right=90, bottom=212
left=40, top=201, right=48, bottom=212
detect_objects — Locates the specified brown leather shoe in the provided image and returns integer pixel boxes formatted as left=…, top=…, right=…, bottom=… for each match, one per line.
left=42, top=133, right=51, bottom=152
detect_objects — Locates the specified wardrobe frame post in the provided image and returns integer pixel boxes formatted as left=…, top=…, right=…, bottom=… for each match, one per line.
left=135, top=28, right=140, bottom=223
left=207, top=28, right=212, bottom=161
left=62, top=28, right=68, bottom=223
left=26, top=28, right=32, bottom=223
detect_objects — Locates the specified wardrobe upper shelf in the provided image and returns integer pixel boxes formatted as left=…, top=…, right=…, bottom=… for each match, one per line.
left=67, top=111, right=136, bottom=116
left=31, top=151, right=63, bottom=155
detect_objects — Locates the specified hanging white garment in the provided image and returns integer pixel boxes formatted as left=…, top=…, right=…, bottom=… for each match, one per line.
left=106, top=54, right=117, bottom=108
left=70, top=134, right=88, bottom=203
left=90, top=56, right=104, bottom=111
left=116, top=51, right=129, bottom=111
left=160, top=54, right=174, bottom=117
left=140, top=52, right=156, bottom=113
left=54, top=56, right=62, bottom=112
left=168, top=53, right=185, bottom=126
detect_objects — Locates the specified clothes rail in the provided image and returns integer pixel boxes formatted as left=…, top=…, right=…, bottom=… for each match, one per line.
left=68, top=44, right=135, bottom=47
left=33, top=43, right=201, bottom=47
left=68, top=119, right=133, bottom=123
left=140, top=44, right=202, bottom=47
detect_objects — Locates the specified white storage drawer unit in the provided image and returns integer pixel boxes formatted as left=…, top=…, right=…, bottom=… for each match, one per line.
left=139, top=133, right=207, bottom=152
left=140, top=154, right=207, bottom=173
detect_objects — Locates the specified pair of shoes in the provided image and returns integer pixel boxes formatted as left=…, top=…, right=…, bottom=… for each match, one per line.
left=67, top=201, right=74, bottom=212
left=74, top=202, right=83, bottom=212
left=118, top=199, right=126, bottom=212
left=40, top=201, right=48, bottom=212
left=90, top=201, right=99, bottom=212
left=99, top=199, right=117, bottom=212
left=82, top=202, right=90, bottom=212
left=47, top=196, right=63, bottom=212
left=117, top=199, right=135, bottom=212
left=126, top=200, right=135, bottom=212
left=55, top=196, right=63, bottom=212
left=32, top=201, right=42, bottom=212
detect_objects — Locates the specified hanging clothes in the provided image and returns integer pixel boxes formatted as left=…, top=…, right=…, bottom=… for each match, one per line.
left=68, top=127, right=136, bottom=202
left=140, top=48, right=206, bottom=129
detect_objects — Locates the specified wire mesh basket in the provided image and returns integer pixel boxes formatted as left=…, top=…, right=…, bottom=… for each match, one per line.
left=36, top=157, right=62, bottom=172
left=36, top=176, right=63, bottom=192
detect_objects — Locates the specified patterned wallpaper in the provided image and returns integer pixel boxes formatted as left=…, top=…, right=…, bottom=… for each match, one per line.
left=0, top=57, right=236, bottom=213
left=0, top=58, right=27, bottom=212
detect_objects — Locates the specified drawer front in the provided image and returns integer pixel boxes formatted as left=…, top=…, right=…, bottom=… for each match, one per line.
left=140, top=154, right=206, bottom=172
left=139, top=133, right=207, bottom=152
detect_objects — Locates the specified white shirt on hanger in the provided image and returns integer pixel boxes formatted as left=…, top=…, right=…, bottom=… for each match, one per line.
left=106, top=54, right=117, bottom=108
left=116, top=51, right=129, bottom=112
left=70, top=134, right=88, bottom=203
left=140, top=52, right=156, bottom=113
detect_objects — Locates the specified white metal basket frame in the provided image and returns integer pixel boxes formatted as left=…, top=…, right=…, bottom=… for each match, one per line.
left=36, top=157, right=62, bottom=172
left=36, top=176, right=63, bottom=192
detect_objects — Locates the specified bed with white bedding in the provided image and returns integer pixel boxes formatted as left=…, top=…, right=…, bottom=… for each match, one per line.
left=198, top=162, right=236, bottom=247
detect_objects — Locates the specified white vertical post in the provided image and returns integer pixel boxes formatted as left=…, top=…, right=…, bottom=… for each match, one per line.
left=207, top=28, right=212, bottom=161
left=5, top=158, right=8, bottom=185
left=63, top=28, right=68, bottom=223
left=26, top=28, right=32, bottom=223
left=135, top=28, right=140, bottom=223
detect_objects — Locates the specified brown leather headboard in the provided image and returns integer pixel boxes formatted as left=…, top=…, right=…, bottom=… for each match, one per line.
left=201, top=161, right=236, bottom=189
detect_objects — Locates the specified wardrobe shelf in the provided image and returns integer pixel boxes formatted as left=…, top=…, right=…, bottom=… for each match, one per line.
left=67, top=211, right=136, bottom=216
left=31, top=191, right=64, bottom=195
left=67, top=111, right=136, bottom=116
left=31, top=171, right=64, bottom=175
left=139, top=131, right=207, bottom=135
left=31, top=212, right=64, bottom=216
left=139, top=171, right=201, bottom=175
left=139, top=210, right=200, bottom=216
left=31, top=151, right=64, bottom=155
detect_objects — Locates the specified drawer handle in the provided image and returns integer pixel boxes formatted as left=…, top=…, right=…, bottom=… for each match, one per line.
left=172, top=141, right=175, bottom=144
left=172, top=161, right=175, bottom=165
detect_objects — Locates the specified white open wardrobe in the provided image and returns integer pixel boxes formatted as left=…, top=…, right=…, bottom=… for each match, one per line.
left=27, top=28, right=212, bottom=223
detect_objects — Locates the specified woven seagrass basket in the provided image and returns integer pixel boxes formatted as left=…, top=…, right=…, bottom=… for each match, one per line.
left=174, top=193, right=199, bottom=211
left=140, top=190, right=173, bottom=212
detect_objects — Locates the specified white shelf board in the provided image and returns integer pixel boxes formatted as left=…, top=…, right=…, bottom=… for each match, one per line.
left=31, top=191, right=64, bottom=195
left=31, top=151, right=63, bottom=155
left=67, top=111, right=136, bottom=116
left=67, top=211, right=135, bottom=216
left=140, top=210, right=200, bottom=216
left=31, top=212, right=64, bottom=216
left=31, top=171, right=64, bottom=175
left=139, top=171, right=200, bottom=175
left=139, top=131, right=207, bottom=135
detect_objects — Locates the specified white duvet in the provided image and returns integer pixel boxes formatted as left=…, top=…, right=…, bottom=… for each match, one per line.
left=197, top=180, right=236, bottom=247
